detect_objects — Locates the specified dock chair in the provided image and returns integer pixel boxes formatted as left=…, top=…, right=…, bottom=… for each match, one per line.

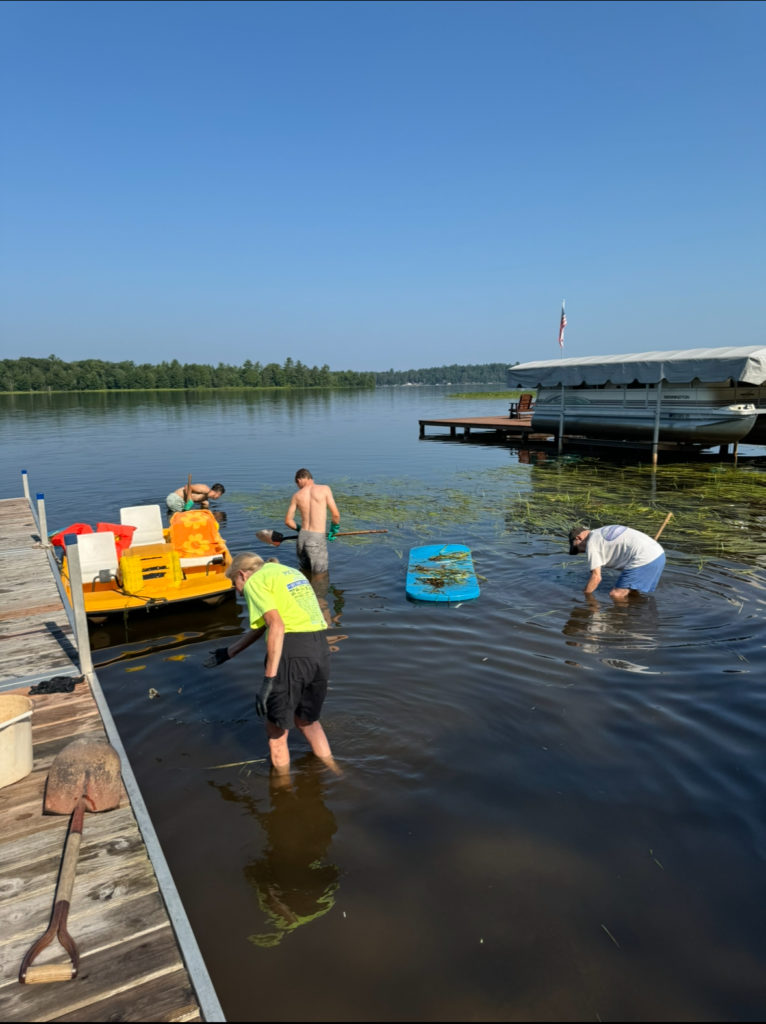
left=169, top=509, right=227, bottom=574
left=509, top=393, right=535, bottom=418
left=73, top=532, right=120, bottom=589
left=119, top=505, right=166, bottom=546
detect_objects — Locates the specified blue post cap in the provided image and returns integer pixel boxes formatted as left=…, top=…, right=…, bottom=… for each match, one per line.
left=36, top=492, right=44, bottom=499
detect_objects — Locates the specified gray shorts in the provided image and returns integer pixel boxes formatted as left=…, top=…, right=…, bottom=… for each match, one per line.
left=296, top=530, right=328, bottom=575
left=166, top=492, right=185, bottom=514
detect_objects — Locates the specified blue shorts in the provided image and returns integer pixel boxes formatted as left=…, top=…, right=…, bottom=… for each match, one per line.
left=616, top=553, right=665, bottom=593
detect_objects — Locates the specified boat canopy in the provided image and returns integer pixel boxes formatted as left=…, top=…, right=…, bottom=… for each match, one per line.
left=508, top=346, right=766, bottom=389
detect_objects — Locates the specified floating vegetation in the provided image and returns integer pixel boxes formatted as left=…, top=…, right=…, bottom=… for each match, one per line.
left=413, top=550, right=475, bottom=591
left=502, top=457, right=766, bottom=563
left=238, top=456, right=766, bottom=567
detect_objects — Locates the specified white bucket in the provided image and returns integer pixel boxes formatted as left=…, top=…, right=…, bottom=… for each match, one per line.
left=0, top=694, right=34, bottom=788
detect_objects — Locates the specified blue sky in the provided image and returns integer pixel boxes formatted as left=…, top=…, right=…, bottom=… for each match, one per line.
left=1, top=0, right=763, bottom=371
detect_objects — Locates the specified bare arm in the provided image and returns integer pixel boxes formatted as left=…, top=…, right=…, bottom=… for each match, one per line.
left=285, top=493, right=298, bottom=530
left=584, top=567, right=602, bottom=594
left=262, top=608, right=285, bottom=677
left=225, top=625, right=266, bottom=659
left=326, top=488, right=340, bottom=526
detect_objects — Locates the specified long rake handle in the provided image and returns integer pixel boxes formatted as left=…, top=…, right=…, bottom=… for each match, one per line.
left=336, top=530, right=387, bottom=536
left=654, top=512, right=673, bottom=542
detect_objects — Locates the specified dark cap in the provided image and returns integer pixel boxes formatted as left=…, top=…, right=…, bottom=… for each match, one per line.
left=568, top=526, right=588, bottom=555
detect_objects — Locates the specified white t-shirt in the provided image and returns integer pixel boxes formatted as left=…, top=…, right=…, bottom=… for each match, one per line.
left=586, top=526, right=663, bottom=572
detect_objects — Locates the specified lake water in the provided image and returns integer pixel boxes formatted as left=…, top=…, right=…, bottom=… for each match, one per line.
left=3, top=388, right=766, bottom=1022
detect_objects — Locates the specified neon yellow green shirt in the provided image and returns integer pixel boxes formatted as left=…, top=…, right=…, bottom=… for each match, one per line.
left=243, top=563, right=326, bottom=633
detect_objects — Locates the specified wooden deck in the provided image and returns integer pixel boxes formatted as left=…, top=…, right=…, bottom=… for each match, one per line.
left=0, top=496, right=221, bottom=1022
left=417, top=415, right=742, bottom=461
left=418, top=414, right=550, bottom=441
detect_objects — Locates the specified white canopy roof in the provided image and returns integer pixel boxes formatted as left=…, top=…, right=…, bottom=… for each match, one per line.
left=508, top=346, right=766, bottom=388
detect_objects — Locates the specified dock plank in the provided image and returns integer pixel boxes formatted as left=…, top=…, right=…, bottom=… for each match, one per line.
left=0, top=497, right=214, bottom=1022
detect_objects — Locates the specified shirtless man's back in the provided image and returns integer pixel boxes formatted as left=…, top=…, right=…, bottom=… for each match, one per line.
left=285, top=469, right=340, bottom=575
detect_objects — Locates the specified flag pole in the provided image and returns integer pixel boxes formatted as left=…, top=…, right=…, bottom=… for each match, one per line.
left=558, top=299, right=566, bottom=358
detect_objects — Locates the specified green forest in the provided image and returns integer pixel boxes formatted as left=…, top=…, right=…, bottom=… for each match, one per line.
left=374, top=362, right=510, bottom=385
left=0, top=355, right=373, bottom=392
left=0, top=355, right=512, bottom=393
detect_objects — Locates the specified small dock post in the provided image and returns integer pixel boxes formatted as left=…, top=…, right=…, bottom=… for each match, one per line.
left=64, top=537, right=94, bottom=676
left=36, top=492, right=49, bottom=546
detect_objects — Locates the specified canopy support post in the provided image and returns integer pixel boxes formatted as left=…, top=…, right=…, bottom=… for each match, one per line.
left=651, top=380, right=663, bottom=467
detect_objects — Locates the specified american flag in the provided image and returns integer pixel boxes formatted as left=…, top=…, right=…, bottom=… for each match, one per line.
left=558, top=302, right=567, bottom=348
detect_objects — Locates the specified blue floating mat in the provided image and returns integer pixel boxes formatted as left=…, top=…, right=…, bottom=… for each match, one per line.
left=405, top=544, right=480, bottom=602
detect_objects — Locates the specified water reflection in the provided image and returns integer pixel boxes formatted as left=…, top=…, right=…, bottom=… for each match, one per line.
left=562, top=595, right=661, bottom=657
left=211, top=758, right=339, bottom=948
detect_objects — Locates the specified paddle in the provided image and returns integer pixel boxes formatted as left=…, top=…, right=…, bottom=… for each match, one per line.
left=255, top=528, right=387, bottom=547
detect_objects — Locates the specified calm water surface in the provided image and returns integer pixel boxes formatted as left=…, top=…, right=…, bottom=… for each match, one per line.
left=3, top=388, right=766, bottom=1022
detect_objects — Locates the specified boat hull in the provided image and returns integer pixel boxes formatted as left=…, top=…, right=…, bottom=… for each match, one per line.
left=531, top=386, right=758, bottom=445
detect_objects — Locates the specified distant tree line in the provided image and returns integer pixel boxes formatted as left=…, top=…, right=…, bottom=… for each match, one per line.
left=0, top=355, right=375, bottom=392
left=0, top=355, right=515, bottom=393
left=373, top=362, right=510, bottom=385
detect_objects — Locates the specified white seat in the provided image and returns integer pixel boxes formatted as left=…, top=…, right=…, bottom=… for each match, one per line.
left=72, top=532, right=119, bottom=581
left=119, top=505, right=165, bottom=546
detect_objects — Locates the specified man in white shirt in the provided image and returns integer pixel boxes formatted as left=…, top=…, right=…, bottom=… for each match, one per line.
left=568, top=524, right=665, bottom=601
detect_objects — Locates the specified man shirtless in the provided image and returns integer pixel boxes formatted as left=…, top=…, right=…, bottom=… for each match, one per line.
left=285, top=468, right=340, bottom=576
left=166, top=482, right=225, bottom=516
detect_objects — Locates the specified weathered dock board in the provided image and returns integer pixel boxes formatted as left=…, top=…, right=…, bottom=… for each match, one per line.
left=0, top=496, right=220, bottom=1022
left=0, top=499, right=79, bottom=687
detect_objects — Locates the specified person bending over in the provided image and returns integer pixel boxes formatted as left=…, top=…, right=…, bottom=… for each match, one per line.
left=166, top=482, right=225, bottom=516
left=568, top=524, right=665, bottom=601
left=204, top=552, right=337, bottom=775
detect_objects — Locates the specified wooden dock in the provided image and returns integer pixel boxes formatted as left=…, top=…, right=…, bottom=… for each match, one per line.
left=417, top=414, right=742, bottom=461
left=418, top=414, right=550, bottom=441
left=0, top=495, right=223, bottom=1022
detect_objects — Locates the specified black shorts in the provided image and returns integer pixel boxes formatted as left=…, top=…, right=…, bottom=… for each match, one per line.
left=265, top=631, right=329, bottom=729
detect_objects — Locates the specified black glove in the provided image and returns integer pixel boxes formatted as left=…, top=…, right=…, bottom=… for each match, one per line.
left=256, top=676, right=276, bottom=717
left=203, top=647, right=230, bottom=668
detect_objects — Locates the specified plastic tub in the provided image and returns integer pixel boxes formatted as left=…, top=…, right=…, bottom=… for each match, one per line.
left=0, top=694, right=34, bottom=788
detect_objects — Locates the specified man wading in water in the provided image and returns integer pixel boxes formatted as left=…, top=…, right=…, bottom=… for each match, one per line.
left=568, top=524, right=666, bottom=601
left=285, top=468, right=340, bottom=577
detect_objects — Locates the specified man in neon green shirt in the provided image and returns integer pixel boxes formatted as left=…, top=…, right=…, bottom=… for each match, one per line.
left=204, top=552, right=336, bottom=775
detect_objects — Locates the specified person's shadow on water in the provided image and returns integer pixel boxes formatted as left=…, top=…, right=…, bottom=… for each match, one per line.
left=210, top=756, right=340, bottom=947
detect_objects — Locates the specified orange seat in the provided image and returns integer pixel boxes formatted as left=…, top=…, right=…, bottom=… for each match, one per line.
left=169, top=509, right=224, bottom=560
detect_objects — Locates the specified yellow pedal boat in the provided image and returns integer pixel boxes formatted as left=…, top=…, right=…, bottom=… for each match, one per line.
left=56, top=505, right=234, bottom=618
